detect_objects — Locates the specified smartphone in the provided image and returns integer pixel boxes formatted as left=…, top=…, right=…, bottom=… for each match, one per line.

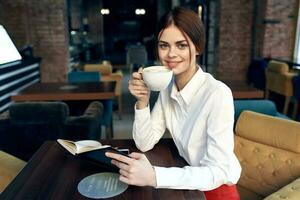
left=106, top=147, right=130, bottom=157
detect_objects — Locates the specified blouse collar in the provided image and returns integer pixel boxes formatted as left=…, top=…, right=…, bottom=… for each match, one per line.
left=170, top=66, right=206, bottom=105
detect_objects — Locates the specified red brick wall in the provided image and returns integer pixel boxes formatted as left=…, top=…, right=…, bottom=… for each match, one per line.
left=217, top=0, right=253, bottom=82
left=259, top=0, right=298, bottom=59
left=0, top=0, right=69, bottom=82
left=70, top=0, right=82, bottom=29
left=255, top=0, right=267, bottom=58
left=0, top=1, right=29, bottom=49
left=217, top=0, right=298, bottom=82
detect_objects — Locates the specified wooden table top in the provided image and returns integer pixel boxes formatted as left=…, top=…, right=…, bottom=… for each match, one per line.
left=222, top=80, right=264, bottom=99
left=1, top=139, right=204, bottom=199
left=11, top=82, right=116, bottom=101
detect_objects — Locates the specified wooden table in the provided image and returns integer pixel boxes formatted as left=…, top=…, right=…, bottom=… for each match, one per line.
left=223, top=80, right=264, bottom=99
left=11, top=82, right=116, bottom=139
left=11, top=82, right=116, bottom=101
left=1, top=139, right=204, bottom=199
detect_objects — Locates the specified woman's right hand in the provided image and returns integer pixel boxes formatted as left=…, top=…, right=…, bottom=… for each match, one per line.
left=128, top=68, right=150, bottom=109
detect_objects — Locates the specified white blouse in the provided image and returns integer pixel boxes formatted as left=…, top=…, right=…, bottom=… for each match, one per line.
left=132, top=67, right=241, bottom=191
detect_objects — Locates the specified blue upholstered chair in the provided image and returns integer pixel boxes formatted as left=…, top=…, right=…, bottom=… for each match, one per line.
left=67, top=71, right=101, bottom=83
left=0, top=101, right=103, bottom=161
left=67, top=71, right=114, bottom=139
left=234, top=99, right=290, bottom=122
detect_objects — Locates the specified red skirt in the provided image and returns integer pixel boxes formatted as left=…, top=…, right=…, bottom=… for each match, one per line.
left=204, top=184, right=240, bottom=200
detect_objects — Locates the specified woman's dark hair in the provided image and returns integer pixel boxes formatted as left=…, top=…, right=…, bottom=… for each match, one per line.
left=156, top=7, right=206, bottom=57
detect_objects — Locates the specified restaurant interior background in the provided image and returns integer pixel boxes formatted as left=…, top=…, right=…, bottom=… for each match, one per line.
left=0, top=0, right=299, bottom=126
left=0, top=0, right=296, bottom=80
left=2, top=1, right=300, bottom=199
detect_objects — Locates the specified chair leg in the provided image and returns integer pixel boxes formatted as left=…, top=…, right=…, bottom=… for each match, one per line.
left=265, top=90, right=269, bottom=99
left=105, top=127, right=113, bottom=139
left=293, top=100, right=299, bottom=120
left=105, top=116, right=114, bottom=139
left=118, top=95, right=122, bottom=120
left=283, top=96, right=291, bottom=115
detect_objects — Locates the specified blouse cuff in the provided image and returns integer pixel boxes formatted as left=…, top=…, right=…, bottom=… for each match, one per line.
left=134, top=103, right=150, bottom=120
left=153, top=166, right=174, bottom=188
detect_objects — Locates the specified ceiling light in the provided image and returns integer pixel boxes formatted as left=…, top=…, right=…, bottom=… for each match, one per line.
left=100, top=8, right=110, bottom=15
left=135, top=9, right=146, bottom=15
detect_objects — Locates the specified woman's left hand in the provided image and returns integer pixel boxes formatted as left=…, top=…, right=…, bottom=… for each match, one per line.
left=105, top=152, right=157, bottom=187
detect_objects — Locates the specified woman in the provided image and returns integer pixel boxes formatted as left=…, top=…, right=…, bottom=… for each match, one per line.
left=106, top=7, right=241, bottom=200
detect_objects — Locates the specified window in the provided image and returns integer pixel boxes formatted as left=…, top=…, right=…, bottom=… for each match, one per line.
left=0, top=25, right=22, bottom=65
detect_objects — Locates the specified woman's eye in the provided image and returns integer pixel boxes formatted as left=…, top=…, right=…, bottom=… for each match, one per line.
left=158, top=44, right=168, bottom=49
left=177, top=43, right=188, bottom=49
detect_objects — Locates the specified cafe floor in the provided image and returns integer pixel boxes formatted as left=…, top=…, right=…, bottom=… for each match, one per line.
left=109, top=69, right=135, bottom=139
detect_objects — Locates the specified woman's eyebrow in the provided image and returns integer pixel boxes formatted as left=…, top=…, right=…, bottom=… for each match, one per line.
left=176, top=40, right=188, bottom=44
left=158, top=40, right=187, bottom=44
left=158, top=40, right=168, bottom=44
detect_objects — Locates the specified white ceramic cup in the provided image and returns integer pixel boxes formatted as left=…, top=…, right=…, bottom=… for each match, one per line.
left=142, top=66, right=173, bottom=91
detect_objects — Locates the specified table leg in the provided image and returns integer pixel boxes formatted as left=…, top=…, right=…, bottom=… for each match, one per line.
left=105, top=117, right=114, bottom=139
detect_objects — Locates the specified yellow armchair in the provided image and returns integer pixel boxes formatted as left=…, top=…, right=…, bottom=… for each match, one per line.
left=265, top=61, right=297, bottom=114
left=0, top=151, right=26, bottom=193
left=84, top=62, right=123, bottom=119
left=234, top=111, right=300, bottom=200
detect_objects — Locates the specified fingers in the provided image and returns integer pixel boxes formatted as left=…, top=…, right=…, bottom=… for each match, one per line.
left=106, top=152, right=132, bottom=164
left=128, top=85, right=148, bottom=94
left=128, top=77, right=147, bottom=91
left=108, top=151, right=155, bottom=187
left=119, top=175, right=131, bottom=185
left=129, top=68, right=149, bottom=95
left=128, top=85, right=148, bottom=96
left=132, top=72, right=142, bottom=80
left=128, top=79, right=149, bottom=99
left=129, top=79, right=146, bottom=87
left=138, top=67, right=143, bottom=73
left=111, top=160, right=131, bottom=171
left=119, top=169, right=130, bottom=177
left=128, top=67, right=149, bottom=105
left=129, top=152, right=143, bottom=159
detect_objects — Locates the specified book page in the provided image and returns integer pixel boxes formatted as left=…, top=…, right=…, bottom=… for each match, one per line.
left=75, top=140, right=110, bottom=154
left=57, top=139, right=77, bottom=155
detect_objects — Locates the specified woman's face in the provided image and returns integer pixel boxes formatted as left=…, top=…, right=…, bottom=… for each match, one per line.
left=158, top=24, right=198, bottom=76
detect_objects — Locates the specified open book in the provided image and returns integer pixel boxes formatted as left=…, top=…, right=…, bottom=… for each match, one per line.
left=57, top=139, right=111, bottom=155
left=57, top=139, right=129, bottom=171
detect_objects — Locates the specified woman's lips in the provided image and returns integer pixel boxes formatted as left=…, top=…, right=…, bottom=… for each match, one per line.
left=166, top=61, right=181, bottom=69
